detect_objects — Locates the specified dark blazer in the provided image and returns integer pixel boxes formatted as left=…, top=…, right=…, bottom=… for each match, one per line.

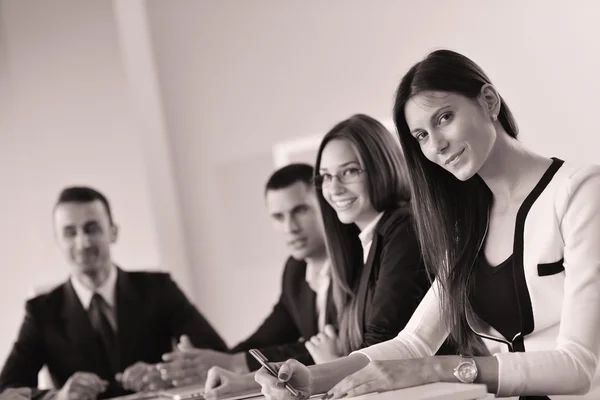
left=230, top=257, right=336, bottom=371
left=356, top=206, right=456, bottom=355
left=0, top=268, right=228, bottom=398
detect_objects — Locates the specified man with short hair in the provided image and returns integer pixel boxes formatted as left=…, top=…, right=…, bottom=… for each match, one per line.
left=156, top=163, right=334, bottom=387
left=0, top=186, right=228, bottom=399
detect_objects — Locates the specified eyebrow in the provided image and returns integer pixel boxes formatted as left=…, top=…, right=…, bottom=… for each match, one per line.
left=410, top=104, right=452, bottom=135
left=319, top=160, right=360, bottom=172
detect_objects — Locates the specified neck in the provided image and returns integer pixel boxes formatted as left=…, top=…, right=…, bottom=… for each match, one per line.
left=305, top=248, right=328, bottom=268
left=74, top=264, right=112, bottom=290
left=477, top=132, right=548, bottom=212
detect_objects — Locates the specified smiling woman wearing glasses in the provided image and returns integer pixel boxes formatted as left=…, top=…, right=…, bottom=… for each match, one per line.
left=201, top=115, right=455, bottom=400
left=303, top=114, right=455, bottom=364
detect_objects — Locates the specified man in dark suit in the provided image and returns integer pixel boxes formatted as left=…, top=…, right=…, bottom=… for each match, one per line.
left=154, top=163, right=332, bottom=388
left=0, top=186, right=228, bottom=399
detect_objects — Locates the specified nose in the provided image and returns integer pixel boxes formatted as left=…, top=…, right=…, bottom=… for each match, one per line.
left=328, top=176, right=346, bottom=195
left=74, top=232, right=91, bottom=249
left=429, top=133, right=449, bottom=154
left=283, top=216, right=300, bottom=234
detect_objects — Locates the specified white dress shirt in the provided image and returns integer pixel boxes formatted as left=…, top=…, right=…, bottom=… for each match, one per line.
left=305, top=259, right=331, bottom=331
left=358, top=212, right=385, bottom=263
left=70, top=264, right=118, bottom=331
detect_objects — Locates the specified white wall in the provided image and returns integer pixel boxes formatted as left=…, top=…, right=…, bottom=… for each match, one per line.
left=145, top=0, right=600, bottom=346
left=2, top=0, right=599, bottom=357
left=0, top=0, right=162, bottom=363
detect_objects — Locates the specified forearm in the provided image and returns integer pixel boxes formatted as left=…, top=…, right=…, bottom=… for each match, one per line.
left=308, top=354, right=370, bottom=395
left=429, top=355, right=498, bottom=394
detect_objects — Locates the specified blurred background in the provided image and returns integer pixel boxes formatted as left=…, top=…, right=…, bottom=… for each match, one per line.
left=1, top=0, right=599, bottom=362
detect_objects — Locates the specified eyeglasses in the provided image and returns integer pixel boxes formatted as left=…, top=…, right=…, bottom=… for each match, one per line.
left=313, top=167, right=366, bottom=189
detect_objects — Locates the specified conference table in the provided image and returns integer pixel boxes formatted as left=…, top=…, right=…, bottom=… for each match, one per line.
left=109, top=381, right=491, bottom=400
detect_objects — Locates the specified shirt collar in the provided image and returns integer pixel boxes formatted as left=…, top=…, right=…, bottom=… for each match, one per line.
left=70, top=264, right=118, bottom=309
left=358, top=212, right=385, bottom=246
left=305, top=259, right=331, bottom=289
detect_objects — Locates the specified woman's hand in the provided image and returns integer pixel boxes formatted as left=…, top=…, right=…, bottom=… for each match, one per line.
left=305, top=325, right=341, bottom=364
left=203, top=367, right=259, bottom=400
left=325, top=358, right=437, bottom=399
left=254, top=359, right=312, bottom=400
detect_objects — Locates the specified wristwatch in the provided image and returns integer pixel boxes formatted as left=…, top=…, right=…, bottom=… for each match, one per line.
left=453, top=356, right=478, bottom=384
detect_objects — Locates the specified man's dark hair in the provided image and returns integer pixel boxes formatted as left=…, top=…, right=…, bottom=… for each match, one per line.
left=264, top=163, right=315, bottom=195
left=54, top=186, right=114, bottom=224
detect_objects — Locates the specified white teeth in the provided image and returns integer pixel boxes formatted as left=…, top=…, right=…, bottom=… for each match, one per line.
left=334, top=199, right=355, bottom=209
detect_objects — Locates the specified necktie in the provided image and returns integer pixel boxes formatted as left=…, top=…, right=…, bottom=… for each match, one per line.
left=88, top=293, right=119, bottom=373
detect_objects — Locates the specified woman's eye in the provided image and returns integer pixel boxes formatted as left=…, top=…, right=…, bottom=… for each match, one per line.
left=343, top=168, right=359, bottom=177
left=415, top=131, right=428, bottom=141
left=438, top=112, right=453, bottom=125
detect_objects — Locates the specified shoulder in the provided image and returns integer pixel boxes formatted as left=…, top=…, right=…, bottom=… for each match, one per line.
left=547, top=160, right=600, bottom=216
left=282, top=257, right=307, bottom=284
left=376, top=206, right=414, bottom=237
left=26, top=281, right=67, bottom=314
left=119, top=269, right=176, bottom=289
left=552, top=160, right=600, bottom=187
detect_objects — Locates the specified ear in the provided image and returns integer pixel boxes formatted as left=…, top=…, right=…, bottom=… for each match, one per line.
left=477, top=83, right=502, bottom=122
left=109, top=224, right=119, bottom=244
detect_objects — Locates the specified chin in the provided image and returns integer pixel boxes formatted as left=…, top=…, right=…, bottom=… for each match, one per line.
left=449, top=163, right=477, bottom=181
left=336, top=211, right=357, bottom=225
left=290, top=249, right=310, bottom=261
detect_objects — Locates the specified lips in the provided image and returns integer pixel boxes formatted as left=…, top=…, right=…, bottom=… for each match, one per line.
left=288, top=238, right=307, bottom=248
left=445, top=149, right=465, bottom=165
left=332, top=198, right=357, bottom=211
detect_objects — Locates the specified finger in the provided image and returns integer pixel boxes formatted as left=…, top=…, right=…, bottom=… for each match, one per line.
left=331, top=381, right=379, bottom=400
left=162, top=350, right=196, bottom=362
left=142, top=368, right=162, bottom=383
left=324, top=325, right=337, bottom=339
left=74, top=374, right=107, bottom=391
left=162, top=350, right=182, bottom=362
left=178, top=335, right=195, bottom=351
left=204, top=367, right=223, bottom=392
left=172, top=375, right=201, bottom=387
left=329, top=373, right=376, bottom=399
left=123, top=365, right=149, bottom=390
left=317, top=333, right=327, bottom=341
left=276, top=359, right=304, bottom=382
left=71, top=383, right=100, bottom=400
left=160, top=365, right=195, bottom=381
left=310, top=336, right=321, bottom=345
left=254, top=367, right=280, bottom=387
left=304, top=341, right=316, bottom=353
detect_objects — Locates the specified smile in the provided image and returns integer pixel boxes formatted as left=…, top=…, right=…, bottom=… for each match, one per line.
left=333, top=198, right=357, bottom=210
left=445, top=149, right=465, bottom=165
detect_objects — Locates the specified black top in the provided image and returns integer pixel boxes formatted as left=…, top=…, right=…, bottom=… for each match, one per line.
left=471, top=254, right=521, bottom=342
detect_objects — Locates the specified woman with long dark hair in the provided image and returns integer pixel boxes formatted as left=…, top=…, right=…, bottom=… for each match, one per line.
left=304, top=114, right=433, bottom=363
left=254, top=50, right=600, bottom=400
left=201, top=114, right=455, bottom=399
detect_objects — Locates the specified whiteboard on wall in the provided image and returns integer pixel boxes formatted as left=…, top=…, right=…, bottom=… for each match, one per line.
left=272, top=119, right=396, bottom=167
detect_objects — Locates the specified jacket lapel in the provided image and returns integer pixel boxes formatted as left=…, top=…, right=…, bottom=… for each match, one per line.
left=115, top=268, right=144, bottom=370
left=355, top=232, right=380, bottom=335
left=324, top=283, right=337, bottom=327
left=297, top=275, right=318, bottom=336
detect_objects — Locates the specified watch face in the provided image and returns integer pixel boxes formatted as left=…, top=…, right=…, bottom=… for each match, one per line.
left=458, top=362, right=477, bottom=382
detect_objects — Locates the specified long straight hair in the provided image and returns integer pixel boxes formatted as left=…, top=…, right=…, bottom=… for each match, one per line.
left=393, top=50, right=519, bottom=355
left=314, top=114, right=411, bottom=355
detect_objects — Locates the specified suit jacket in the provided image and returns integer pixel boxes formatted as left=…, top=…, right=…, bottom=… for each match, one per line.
left=230, top=257, right=336, bottom=371
left=356, top=206, right=456, bottom=355
left=0, top=268, right=228, bottom=398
